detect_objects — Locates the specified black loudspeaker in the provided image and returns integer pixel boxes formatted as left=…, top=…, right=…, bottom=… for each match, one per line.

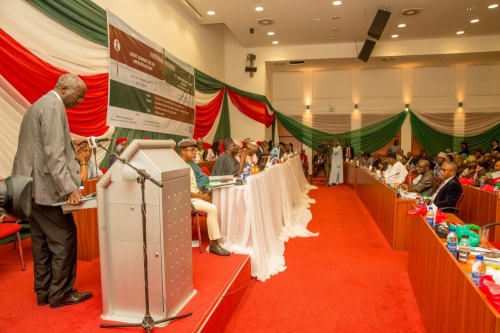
left=358, top=39, right=376, bottom=62
left=367, top=10, right=391, bottom=40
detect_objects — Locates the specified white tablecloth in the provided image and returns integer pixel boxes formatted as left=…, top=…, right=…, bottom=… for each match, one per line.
left=212, top=156, right=318, bottom=282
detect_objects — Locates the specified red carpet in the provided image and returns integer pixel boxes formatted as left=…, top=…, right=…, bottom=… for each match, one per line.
left=224, top=183, right=425, bottom=333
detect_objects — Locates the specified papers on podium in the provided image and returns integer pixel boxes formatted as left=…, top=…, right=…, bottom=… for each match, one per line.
left=52, top=196, right=97, bottom=213
left=207, top=175, right=235, bottom=189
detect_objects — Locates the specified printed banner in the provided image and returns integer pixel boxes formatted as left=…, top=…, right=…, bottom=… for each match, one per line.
left=107, top=11, right=195, bottom=136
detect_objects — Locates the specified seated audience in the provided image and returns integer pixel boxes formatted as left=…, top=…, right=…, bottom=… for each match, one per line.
left=108, top=137, right=129, bottom=168
left=480, top=153, right=493, bottom=171
left=270, top=143, right=281, bottom=159
left=353, top=151, right=364, bottom=164
left=419, top=149, right=436, bottom=169
left=178, top=139, right=229, bottom=256
left=396, top=149, right=407, bottom=165
left=474, top=148, right=484, bottom=163
left=454, top=153, right=468, bottom=176
left=487, top=160, right=500, bottom=186
left=428, top=162, right=463, bottom=212
left=194, top=138, right=205, bottom=163
left=300, top=149, right=309, bottom=176
left=211, top=138, right=245, bottom=176
left=446, top=153, right=455, bottom=163
left=458, top=141, right=469, bottom=156
left=369, top=153, right=383, bottom=170
left=233, top=139, right=244, bottom=162
left=459, top=155, right=486, bottom=182
left=407, top=160, right=437, bottom=196
left=383, top=152, right=408, bottom=184
left=405, top=151, right=420, bottom=168
left=434, top=152, right=447, bottom=174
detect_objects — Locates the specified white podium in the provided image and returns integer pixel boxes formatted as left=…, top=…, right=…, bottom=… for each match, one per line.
left=96, top=139, right=195, bottom=324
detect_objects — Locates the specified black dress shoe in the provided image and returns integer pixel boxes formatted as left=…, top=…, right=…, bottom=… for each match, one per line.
left=38, top=288, right=78, bottom=306
left=50, top=290, right=93, bottom=309
left=209, top=243, right=230, bottom=256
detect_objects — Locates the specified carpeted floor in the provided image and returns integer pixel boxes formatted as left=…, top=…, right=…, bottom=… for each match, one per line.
left=224, top=183, right=426, bottom=333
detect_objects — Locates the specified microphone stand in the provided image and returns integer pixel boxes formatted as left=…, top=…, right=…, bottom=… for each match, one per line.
left=97, top=144, right=192, bottom=332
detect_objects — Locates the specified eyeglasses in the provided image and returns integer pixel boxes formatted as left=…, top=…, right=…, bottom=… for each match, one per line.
left=70, top=88, right=84, bottom=101
left=184, top=148, right=197, bottom=152
left=441, top=169, right=453, bottom=172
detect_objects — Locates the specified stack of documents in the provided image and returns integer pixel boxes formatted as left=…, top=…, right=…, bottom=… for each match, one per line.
left=207, top=175, right=236, bottom=189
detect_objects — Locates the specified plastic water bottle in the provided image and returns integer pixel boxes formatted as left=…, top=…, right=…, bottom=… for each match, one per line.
left=457, top=235, right=471, bottom=263
left=418, top=194, right=424, bottom=207
left=446, top=226, right=458, bottom=255
left=494, top=186, right=498, bottom=195
left=471, top=255, right=486, bottom=286
left=480, top=178, right=485, bottom=188
left=426, top=206, right=435, bottom=227
left=242, top=163, right=249, bottom=181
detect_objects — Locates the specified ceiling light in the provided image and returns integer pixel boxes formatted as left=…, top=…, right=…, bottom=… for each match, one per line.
left=331, top=28, right=339, bottom=31
left=267, top=32, right=275, bottom=35
left=391, top=35, right=398, bottom=38
left=207, top=11, right=215, bottom=15
left=272, top=41, right=279, bottom=44
left=467, top=6, right=475, bottom=10
left=333, top=1, right=342, bottom=5
left=398, top=24, right=406, bottom=28
left=382, top=58, right=395, bottom=62
left=488, top=4, right=499, bottom=9
left=331, top=38, right=336, bottom=41
left=314, top=17, right=321, bottom=21
left=332, top=16, right=340, bottom=20
left=470, top=19, right=479, bottom=23
left=457, top=31, right=465, bottom=34
left=255, top=7, right=264, bottom=11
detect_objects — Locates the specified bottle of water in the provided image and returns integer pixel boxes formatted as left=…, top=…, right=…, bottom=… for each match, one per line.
left=494, top=186, right=498, bottom=195
left=480, top=178, right=485, bottom=188
left=457, top=235, right=471, bottom=263
left=426, top=206, right=435, bottom=227
left=418, top=194, right=424, bottom=207
left=446, top=226, right=458, bottom=255
left=242, top=163, right=249, bottom=181
left=471, top=255, right=486, bottom=286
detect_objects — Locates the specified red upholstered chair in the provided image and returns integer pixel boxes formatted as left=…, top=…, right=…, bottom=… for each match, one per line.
left=0, top=218, right=25, bottom=271
left=201, top=167, right=211, bottom=177
left=191, top=203, right=206, bottom=254
left=439, top=193, right=465, bottom=217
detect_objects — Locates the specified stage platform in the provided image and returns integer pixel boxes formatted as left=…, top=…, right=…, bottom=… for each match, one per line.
left=0, top=235, right=253, bottom=333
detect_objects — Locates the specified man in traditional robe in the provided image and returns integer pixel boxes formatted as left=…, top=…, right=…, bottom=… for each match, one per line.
left=211, top=138, right=245, bottom=176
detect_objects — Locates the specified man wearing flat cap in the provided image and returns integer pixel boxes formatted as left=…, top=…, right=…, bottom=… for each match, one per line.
left=211, top=138, right=245, bottom=176
left=178, top=139, right=230, bottom=256
left=383, top=152, right=408, bottom=184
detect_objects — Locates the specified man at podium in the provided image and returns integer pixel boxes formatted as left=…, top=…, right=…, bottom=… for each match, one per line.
left=178, top=139, right=230, bottom=256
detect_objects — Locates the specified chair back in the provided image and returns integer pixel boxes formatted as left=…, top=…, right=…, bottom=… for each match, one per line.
left=455, top=192, right=465, bottom=209
left=201, top=166, right=211, bottom=177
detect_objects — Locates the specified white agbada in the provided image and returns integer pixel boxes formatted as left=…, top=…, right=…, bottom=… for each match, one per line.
left=384, top=161, right=408, bottom=183
left=329, top=144, right=343, bottom=185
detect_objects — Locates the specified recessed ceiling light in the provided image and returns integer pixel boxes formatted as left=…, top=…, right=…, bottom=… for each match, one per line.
left=457, top=31, right=465, bottom=34
left=391, top=34, right=398, bottom=38
left=272, top=41, right=279, bottom=44
left=331, top=38, right=336, bottom=41
left=332, top=16, right=340, bottom=20
left=382, top=58, right=395, bottom=62
left=467, top=6, right=475, bottom=10
left=314, top=17, right=321, bottom=21
left=488, top=4, right=498, bottom=8
left=333, top=1, right=342, bottom=5
left=267, top=32, right=275, bottom=36
left=398, top=24, right=406, bottom=28
left=470, top=19, right=479, bottom=23
left=331, top=28, right=339, bottom=31
left=255, top=7, right=264, bottom=11
left=207, top=11, right=215, bottom=15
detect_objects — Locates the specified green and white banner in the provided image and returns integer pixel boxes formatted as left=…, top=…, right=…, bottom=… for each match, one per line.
left=107, top=11, right=195, bottom=136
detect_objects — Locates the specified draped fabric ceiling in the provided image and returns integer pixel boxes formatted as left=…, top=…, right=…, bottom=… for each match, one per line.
left=1, top=0, right=498, bottom=177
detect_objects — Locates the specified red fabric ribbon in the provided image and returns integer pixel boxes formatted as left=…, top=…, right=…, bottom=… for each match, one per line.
left=406, top=204, right=427, bottom=216
left=459, top=178, right=475, bottom=186
left=0, top=29, right=109, bottom=137
left=480, top=184, right=495, bottom=193
left=227, top=88, right=274, bottom=127
left=193, top=88, right=224, bottom=139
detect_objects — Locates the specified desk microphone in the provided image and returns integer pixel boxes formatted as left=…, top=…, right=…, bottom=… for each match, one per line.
left=387, top=172, right=400, bottom=179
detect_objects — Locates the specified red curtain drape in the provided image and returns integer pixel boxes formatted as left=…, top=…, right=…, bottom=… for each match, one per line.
left=0, top=29, right=109, bottom=136
left=226, top=87, right=274, bottom=127
left=193, top=88, right=224, bottom=139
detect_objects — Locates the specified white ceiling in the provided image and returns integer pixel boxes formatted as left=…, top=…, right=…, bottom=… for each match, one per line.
left=175, top=0, right=500, bottom=70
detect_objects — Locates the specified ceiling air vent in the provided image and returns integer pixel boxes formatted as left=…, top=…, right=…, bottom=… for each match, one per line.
left=290, top=61, right=305, bottom=65
left=256, top=18, right=275, bottom=26
left=273, top=62, right=287, bottom=66
left=399, top=8, right=423, bottom=17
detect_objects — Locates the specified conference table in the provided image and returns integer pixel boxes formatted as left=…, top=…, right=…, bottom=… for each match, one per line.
left=408, top=208, right=500, bottom=333
left=460, top=185, right=500, bottom=242
left=212, top=156, right=318, bottom=282
left=344, top=162, right=415, bottom=251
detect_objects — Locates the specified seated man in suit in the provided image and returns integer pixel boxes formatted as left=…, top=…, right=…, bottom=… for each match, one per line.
left=211, top=138, right=245, bottom=176
left=405, top=151, right=420, bottom=168
left=407, top=160, right=437, bottom=196
left=428, top=162, right=463, bottom=212
left=178, top=139, right=230, bottom=256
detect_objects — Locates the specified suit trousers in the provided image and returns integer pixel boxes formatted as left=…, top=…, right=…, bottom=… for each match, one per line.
left=191, top=198, right=221, bottom=240
left=30, top=200, right=77, bottom=304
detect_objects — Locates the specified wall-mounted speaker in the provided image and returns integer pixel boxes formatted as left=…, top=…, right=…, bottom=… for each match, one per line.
left=358, top=39, right=376, bottom=63
left=367, top=10, right=391, bottom=40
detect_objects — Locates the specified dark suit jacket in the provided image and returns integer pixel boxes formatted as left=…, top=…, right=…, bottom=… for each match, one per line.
left=434, top=176, right=463, bottom=212
left=12, top=92, right=80, bottom=205
left=343, top=146, right=355, bottom=159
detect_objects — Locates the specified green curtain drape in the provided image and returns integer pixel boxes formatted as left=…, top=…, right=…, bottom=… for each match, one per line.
left=99, top=127, right=185, bottom=168
left=212, top=88, right=231, bottom=143
left=277, top=111, right=408, bottom=153
left=26, top=0, right=108, bottom=46
left=410, top=111, right=500, bottom=157
left=194, top=69, right=225, bottom=94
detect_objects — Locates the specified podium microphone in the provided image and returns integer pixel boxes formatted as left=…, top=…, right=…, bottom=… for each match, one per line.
left=87, top=136, right=113, bottom=148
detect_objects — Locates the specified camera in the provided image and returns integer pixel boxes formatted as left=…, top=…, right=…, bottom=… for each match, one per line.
left=250, top=28, right=254, bottom=34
